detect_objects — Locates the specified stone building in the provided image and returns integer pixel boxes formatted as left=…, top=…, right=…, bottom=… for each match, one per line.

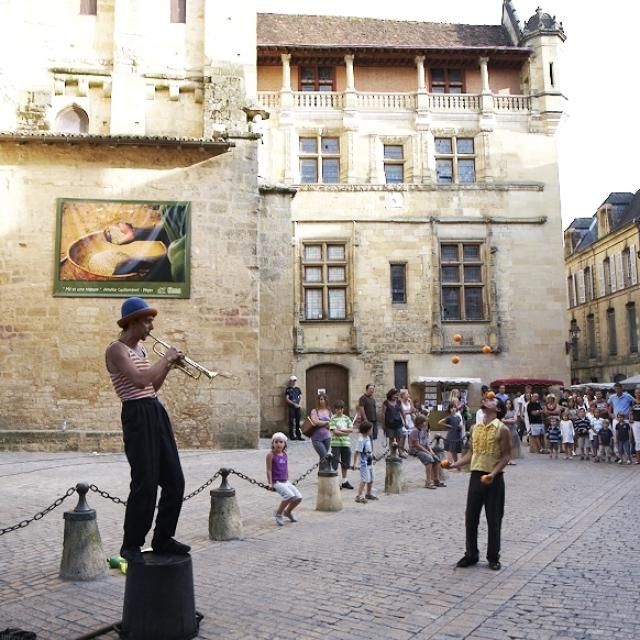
left=564, top=191, right=640, bottom=383
left=0, top=0, right=296, bottom=450
left=256, top=1, right=570, bottom=424
left=0, top=0, right=570, bottom=449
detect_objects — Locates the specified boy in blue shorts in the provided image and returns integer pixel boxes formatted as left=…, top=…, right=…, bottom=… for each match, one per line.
left=353, top=421, right=377, bottom=502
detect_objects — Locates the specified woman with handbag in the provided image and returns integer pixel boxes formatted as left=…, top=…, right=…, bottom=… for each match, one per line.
left=309, top=393, right=332, bottom=465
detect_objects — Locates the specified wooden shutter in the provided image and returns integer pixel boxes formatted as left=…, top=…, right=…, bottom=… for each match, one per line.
left=567, top=275, right=575, bottom=307
left=610, top=257, right=617, bottom=293
left=577, top=269, right=586, bottom=304
left=597, top=261, right=606, bottom=297
left=631, top=245, right=638, bottom=285
left=615, top=252, right=625, bottom=289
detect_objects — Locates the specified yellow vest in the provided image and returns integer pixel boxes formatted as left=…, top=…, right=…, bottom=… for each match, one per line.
left=470, top=419, right=504, bottom=472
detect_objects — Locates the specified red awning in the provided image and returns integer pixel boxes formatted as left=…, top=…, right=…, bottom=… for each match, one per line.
left=490, top=378, right=564, bottom=387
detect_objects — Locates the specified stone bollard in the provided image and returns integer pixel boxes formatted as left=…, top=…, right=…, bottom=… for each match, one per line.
left=316, top=454, right=342, bottom=512
left=384, top=444, right=405, bottom=494
left=209, top=469, right=243, bottom=541
left=59, top=482, right=108, bottom=581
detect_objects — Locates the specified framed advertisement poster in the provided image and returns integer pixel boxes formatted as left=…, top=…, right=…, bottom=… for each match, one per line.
left=53, top=198, right=191, bottom=298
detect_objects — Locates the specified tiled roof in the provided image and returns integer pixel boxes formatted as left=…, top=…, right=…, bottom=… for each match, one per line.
left=568, top=218, right=593, bottom=230
left=257, top=13, right=516, bottom=50
left=600, top=192, right=634, bottom=207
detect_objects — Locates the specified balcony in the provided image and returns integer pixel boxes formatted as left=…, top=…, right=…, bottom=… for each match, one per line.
left=257, top=91, right=531, bottom=114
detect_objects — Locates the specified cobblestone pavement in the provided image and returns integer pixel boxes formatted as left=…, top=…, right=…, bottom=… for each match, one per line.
left=1, top=439, right=640, bottom=639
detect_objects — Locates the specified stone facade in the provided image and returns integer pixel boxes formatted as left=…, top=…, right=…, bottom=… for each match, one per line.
left=255, top=3, right=570, bottom=423
left=564, top=192, right=640, bottom=383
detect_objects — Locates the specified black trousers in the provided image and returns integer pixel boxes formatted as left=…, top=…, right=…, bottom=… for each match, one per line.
left=465, top=470, right=505, bottom=563
left=121, top=397, right=185, bottom=548
left=288, top=405, right=301, bottom=438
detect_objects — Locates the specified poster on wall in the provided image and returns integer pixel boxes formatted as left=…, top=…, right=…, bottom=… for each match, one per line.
left=53, top=198, right=191, bottom=298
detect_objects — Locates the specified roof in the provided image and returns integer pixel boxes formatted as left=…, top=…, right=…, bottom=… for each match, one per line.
left=257, top=13, right=518, bottom=50
left=0, top=131, right=233, bottom=151
left=412, top=377, right=482, bottom=386
left=600, top=192, right=635, bottom=207
left=490, top=378, right=564, bottom=387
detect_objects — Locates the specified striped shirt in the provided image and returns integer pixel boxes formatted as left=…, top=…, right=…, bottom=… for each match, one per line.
left=107, top=342, right=156, bottom=402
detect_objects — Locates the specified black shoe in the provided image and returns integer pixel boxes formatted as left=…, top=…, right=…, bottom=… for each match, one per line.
left=341, top=481, right=354, bottom=490
left=455, top=555, right=479, bottom=568
left=295, top=435, right=304, bottom=441
left=488, top=561, right=502, bottom=571
left=120, top=545, right=143, bottom=563
left=151, top=538, right=191, bottom=555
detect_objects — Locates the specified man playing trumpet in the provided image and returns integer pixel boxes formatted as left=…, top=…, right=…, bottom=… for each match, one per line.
left=105, top=296, right=190, bottom=562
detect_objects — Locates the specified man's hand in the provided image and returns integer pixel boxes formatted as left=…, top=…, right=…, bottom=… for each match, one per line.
left=164, top=346, right=184, bottom=365
left=104, top=222, right=135, bottom=245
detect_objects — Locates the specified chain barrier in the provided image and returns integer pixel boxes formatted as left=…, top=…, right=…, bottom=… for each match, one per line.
left=292, top=459, right=321, bottom=485
left=1, top=446, right=393, bottom=537
left=183, top=470, right=222, bottom=502
left=227, top=468, right=275, bottom=491
left=89, top=484, right=128, bottom=507
left=0, top=487, right=76, bottom=537
left=372, top=443, right=390, bottom=465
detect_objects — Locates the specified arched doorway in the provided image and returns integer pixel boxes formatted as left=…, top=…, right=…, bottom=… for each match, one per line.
left=306, top=364, right=349, bottom=413
left=55, top=105, right=89, bottom=134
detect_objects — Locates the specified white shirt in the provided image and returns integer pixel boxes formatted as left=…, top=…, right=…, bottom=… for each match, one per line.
left=560, top=419, right=574, bottom=442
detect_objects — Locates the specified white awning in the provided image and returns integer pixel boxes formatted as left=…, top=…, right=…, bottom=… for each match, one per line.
left=412, top=376, right=482, bottom=386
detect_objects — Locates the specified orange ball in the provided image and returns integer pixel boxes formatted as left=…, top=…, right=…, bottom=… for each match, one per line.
left=480, top=474, right=493, bottom=484
left=441, top=459, right=451, bottom=469
left=486, top=391, right=496, bottom=400
left=453, top=334, right=462, bottom=343
left=451, top=356, right=460, bottom=365
left=482, top=345, right=492, bottom=354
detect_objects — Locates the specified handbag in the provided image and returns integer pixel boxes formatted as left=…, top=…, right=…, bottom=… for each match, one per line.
left=301, top=416, right=316, bottom=437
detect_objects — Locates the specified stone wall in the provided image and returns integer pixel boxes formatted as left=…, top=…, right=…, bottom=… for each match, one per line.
left=0, top=136, right=262, bottom=449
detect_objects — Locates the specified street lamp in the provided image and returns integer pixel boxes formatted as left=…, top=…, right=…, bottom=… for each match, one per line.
left=565, top=320, right=581, bottom=355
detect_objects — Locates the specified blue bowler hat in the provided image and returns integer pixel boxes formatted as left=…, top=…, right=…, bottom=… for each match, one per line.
left=117, top=297, right=157, bottom=328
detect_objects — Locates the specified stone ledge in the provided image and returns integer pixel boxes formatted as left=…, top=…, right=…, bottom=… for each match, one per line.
left=0, top=431, right=123, bottom=453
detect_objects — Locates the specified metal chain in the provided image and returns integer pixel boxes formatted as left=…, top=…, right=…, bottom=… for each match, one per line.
left=372, top=443, right=390, bottom=465
left=0, top=487, right=76, bottom=536
left=227, top=468, right=275, bottom=491
left=89, top=484, right=128, bottom=507
left=291, top=459, right=320, bottom=485
left=183, top=470, right=222, bottom=502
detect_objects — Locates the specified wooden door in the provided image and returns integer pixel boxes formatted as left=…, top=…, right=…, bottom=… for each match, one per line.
left=305, top=364, right=349, bottom=414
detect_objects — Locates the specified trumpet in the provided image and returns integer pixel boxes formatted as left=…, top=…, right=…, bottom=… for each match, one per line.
left=149, top=334, right=232, bottom=381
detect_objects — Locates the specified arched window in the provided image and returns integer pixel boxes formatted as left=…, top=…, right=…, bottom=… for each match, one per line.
left=54, top=105, right=89, bottom=134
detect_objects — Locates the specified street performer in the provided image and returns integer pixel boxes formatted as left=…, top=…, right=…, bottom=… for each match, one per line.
left=450, top=396, right=511, bottom=571
left=105, top=297, right=190, bottom=563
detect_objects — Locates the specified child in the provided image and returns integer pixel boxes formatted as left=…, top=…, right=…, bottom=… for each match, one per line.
left=615, top=413, right=632, bottom=464
left=559, top=411, right=575, bottom=460
left=353, top=421, right=377, bottom=503
left=574, top=408, right=592, bottom=459
left=328, top=400, right=354, bottom=489
left=547, top=417, right=562, bottom=460
left=597, top=420, right=614, bottom=463
left=438, top=401, right=463, bottom=465
left=408, top=415, right=443, bottom=489
left=266, top=432, right=302, bottom=525
left=590, top=409, right=604, bottom=462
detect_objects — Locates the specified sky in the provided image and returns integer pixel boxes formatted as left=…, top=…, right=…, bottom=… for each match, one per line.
left=255, top=0, right=640, bottom=229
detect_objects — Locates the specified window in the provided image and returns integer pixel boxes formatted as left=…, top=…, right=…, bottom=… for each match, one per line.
left=384, top=145, right=404, bottom=184
left=440, top=243, right=485, bottom=321
left=435, top=137, right=475, bottom=184
left=628, top=303, right=638, bottom=353
left=584, top=267, right=593, bottom=302
left=623, top=248, right=631, bottom=288
left=430, top=68, right=464, bottom=94
left=54, top=106, right=89, bottom=134
left=394, top=361, right=408, bottom=390
left=299, top=136, right=340, bottom=184
left=607, top=308, right=617, bottom=356
left=587, top=314, right=597, bottom=359
left=302, top=242, right=348, bottom=320
left=299, top=66, right=334, bottom=92
left=390, top=263, right=406, bottom=303
left=567, top=275, right=575, bottom=308
left=80, top=0, right=97, bottom=15
left=603, top=257, right=612, bottom=295
left=171, top=0, right=186, bottom=23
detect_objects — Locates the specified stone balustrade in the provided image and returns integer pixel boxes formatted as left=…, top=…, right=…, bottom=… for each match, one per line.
left=257, top=91, right=531, bottom=114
